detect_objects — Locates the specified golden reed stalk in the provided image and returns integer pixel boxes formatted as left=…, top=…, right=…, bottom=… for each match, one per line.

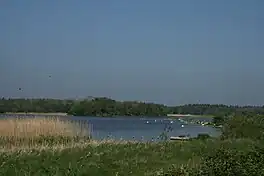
left=0, top=116, right=92, bottom=149
left=0, top=116, right=90, bottom=137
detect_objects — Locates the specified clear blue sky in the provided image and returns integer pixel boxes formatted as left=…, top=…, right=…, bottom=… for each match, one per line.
left=0, top=0, right=263, bottom=105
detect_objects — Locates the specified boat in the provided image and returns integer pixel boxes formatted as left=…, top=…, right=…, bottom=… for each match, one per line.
left=170, top=135, right=190, bottom=141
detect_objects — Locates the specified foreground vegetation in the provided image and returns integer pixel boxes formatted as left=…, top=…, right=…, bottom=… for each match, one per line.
left=0, top=113, right=264, bottom=175
left=2, top=139, right=261, bottom=176
left=1, top=97, right=264, bottom=117
left=0, top=140, right=203, bottom=175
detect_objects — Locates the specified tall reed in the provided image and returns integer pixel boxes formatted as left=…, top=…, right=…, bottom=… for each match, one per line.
left=0, top=116, right=92, bottom=148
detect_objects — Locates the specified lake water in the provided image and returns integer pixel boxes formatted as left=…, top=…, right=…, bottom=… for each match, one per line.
left=0, top=114, right=221, bottom=141
left=70, top=116, right=221, bottom=141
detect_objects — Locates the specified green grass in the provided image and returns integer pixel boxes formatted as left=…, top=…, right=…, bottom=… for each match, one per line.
left=0, top=139, right=215, bottom=176
left=0, top=138, right=259, bottom=176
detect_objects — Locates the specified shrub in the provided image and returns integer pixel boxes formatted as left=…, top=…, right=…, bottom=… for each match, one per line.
left=165, top=139, right=264, bottom=176
left=197, top=143, right=264, bottom=176
left=221, top=115, right=264, bottom=140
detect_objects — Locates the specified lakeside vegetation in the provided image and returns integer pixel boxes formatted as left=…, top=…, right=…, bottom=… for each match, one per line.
left=0, top=113, right=264, bottom=175
left=1, top=98, right=264, bottom=175
left=1, top=97, right=264, bottom=117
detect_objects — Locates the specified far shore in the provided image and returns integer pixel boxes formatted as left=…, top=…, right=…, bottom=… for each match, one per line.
left=3, top=112, right=68, bottom=116
left=167, top=114, right=214, bottom=118
left=1, top=112, right=214, bottom=118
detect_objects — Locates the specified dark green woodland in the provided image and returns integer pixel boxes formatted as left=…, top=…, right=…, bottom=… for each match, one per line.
left=1, top=97, right=264, bottom=117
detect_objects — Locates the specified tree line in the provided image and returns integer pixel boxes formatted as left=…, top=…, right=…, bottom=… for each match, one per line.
left=1, top=97, right=264, bottom=117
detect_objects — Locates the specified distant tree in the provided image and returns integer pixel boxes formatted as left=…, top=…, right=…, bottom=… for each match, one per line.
left=1, top=98, right=264, bottom=117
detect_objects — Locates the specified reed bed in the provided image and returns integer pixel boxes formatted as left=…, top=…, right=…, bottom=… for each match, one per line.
left=0, top=116, right=92, bottom=148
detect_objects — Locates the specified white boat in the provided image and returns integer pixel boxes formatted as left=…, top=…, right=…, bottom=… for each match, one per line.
left=170, top=135, right=190, bottom=141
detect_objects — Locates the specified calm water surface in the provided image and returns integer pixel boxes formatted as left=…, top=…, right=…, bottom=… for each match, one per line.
left=0, top=114, right=221, bottom=141
left=72, top=116, right=221, bottom=141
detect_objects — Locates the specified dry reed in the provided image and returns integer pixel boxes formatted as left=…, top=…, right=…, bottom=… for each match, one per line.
left=0, top=116, right=92, bottom=148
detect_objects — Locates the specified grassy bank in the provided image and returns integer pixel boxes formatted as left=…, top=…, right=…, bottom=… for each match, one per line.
left=0, top=138, right=214, bottom=175
left=0, top=141, right=203, bottom=175
left=0, top=138, right=260, bottom=176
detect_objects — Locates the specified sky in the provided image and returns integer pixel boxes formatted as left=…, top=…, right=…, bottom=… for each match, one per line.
left=0, top=0, right=264, bottom=106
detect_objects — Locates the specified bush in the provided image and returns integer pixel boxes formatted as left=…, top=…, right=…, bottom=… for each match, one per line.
left=221, top=115, right=264, bottom=140
left=165, top=140, right=264, bottom=176
left=197, top=143, right=264, bottom=176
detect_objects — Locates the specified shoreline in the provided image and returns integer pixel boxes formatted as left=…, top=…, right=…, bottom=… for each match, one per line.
left=167, top=114, right=214, bottom=118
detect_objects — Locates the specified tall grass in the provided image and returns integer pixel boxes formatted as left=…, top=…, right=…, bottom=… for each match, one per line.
left=0, top=116, right=92, bottom=148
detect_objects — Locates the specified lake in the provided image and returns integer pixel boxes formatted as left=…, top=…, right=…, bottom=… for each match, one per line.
left=0, top=114, right=221, bottom=141
left=71, top=116, right=221, bottom=141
